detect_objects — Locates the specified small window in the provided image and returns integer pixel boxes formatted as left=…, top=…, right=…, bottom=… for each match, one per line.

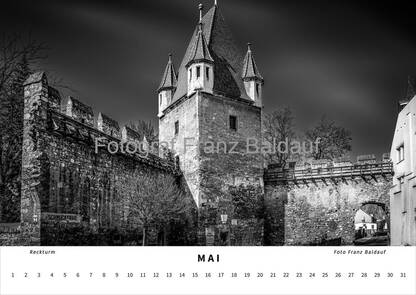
left=256, top=83, right=260, bottom=96
left=229, top=115, right=237, bottom=131
left=397, top=145, right=404, bottom=162
left=189, top=69, right=192, bottom=82
left=174, top=121, right=179, bottom=135
left=159, top=94, right=162, bottom=106
left=206, top=67, right=210, bottom=80
left=196, top=66, right=201, bottom=78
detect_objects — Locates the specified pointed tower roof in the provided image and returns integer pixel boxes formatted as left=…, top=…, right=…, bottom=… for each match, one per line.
left=242, top=43, right=263, bottom=82
left=158, top=54, right=178, bottom=92
left=186, top=23, right=214, bottom=67
left=173, top=4, right=252, bottom=102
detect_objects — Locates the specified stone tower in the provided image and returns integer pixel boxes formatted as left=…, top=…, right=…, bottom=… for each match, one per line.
left=158, top=3, right=264, bottom=245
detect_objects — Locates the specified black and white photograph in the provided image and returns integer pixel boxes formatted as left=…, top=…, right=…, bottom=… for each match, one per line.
left=0, top=0, right=415, bottom=294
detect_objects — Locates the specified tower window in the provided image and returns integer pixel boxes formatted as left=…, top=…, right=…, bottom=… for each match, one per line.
left=159, top=94, right=162, bottom=106
left=189, top=69, right=192, bottom=82
left=256, top=83, right=260, bottom=96
left=206, top=67, right=210, bottom=80
left=397, top=144, right=404, bottom=162
left=174, top=121, right=179, bottom=135
left=229, top=115, right=237, bottom=131
left=196, top=66, right=201, bottom=78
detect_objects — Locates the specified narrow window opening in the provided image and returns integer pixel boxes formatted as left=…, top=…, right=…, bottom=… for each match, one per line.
left=196, top=66, right=201, bottom=78
left=189, top=69, right=192, bottom=82
left=229, top=116, right=237, bottom=131
left=206, top=67, right=210, bottom=80
left=397, top=144, right=404, bottom=162
left=174, top=121, right=179, bottom=135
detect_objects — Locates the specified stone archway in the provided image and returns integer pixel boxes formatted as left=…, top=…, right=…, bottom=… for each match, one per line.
left=353, top=201, right=389, bottom=245
left=264, top=179, right=392, bottom=246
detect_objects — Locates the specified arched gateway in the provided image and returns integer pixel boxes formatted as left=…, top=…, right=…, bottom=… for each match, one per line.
left=264, top=158, right=393, bottom=246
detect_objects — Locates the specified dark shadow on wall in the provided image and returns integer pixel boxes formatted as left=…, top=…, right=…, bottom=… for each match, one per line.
left=264, top=188, right=287, bottom=246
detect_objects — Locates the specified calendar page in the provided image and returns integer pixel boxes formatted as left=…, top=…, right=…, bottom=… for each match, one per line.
left=1, top=247, right=415, bottom=295
left=1, top=0, right=416, bottom=294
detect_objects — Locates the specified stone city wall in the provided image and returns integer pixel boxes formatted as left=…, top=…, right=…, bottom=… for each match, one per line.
left=18, top=72, right=197, bottom=246
left=264, top=157, right=393, bottom=245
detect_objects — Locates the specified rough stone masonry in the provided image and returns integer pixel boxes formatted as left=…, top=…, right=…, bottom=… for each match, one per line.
left=16, top=71, right=198, bottom=246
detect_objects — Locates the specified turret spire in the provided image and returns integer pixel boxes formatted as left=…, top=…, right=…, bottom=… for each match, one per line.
left=186, top=22, right=213, bottom=67
left=158, top=54, right=178, bottom=117
left=242, top=42, right=263, bottom=107
left=158, top=53, right=178, bottom=91
left=242, top=42, right=263, bottom=82
left=185, top=5, right=215, bottom=96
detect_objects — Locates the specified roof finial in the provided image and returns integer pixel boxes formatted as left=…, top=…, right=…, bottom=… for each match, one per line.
left=199, top=3, right=204, bottom=23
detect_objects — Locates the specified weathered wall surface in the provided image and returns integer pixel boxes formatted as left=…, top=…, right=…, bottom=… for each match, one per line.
left=198, top=93, right=265, bottom=245
left=18, top=72, right=197, bottom=246
left=159, top=91, right=265, bottom=245
left=0, top=223, right=21, bottom=246
left=198, top=92, right=264, bottom=202
left=265, top=179, right=392, bottom=245
left=159, top=94, right=200, bottom=206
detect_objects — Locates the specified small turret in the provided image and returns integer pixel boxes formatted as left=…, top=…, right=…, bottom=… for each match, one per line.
left=158, top=54, right=178, bottom=117
left=242, top=43, right=264, bottom=107
left=186, top=4, right=214, bottom=97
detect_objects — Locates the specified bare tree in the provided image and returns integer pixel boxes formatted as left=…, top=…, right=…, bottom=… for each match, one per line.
left=305, top=115, right=352, bottom=160
left=128, top=174, right=189, bottom=246
left=263, top=107, right=296, bottom=166
left=129, top=120, right=158, bottom=144
left=0, top=35, right=48, bottom=222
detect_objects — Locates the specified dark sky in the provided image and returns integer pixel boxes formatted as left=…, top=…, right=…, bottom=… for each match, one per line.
left=2, top=0, right=416, bottom=158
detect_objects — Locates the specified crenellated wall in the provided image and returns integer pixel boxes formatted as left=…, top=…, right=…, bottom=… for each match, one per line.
left=19, top=72, right=197, bottom=246
left=264, top=157, right=393, bottom=245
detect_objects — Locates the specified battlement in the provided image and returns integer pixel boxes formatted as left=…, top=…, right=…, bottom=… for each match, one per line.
left=24, top=71, right=175, bottom=173
left=66, top=96, right=94, bottom=127
left=265, top=154, right=393, bottom=185
left=97, top=112, right=121, bottom=138
left=122, top=126, right=143, bottom=142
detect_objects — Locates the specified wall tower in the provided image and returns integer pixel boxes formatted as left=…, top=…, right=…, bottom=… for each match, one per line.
left=158, top=2, right=265, bottom=245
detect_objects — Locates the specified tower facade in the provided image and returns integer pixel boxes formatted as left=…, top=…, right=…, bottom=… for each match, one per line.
left=158, top=3, right=264, bottom=245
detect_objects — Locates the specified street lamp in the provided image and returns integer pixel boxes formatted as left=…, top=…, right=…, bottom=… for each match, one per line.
left=220, top=214, right=228, bottom=224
